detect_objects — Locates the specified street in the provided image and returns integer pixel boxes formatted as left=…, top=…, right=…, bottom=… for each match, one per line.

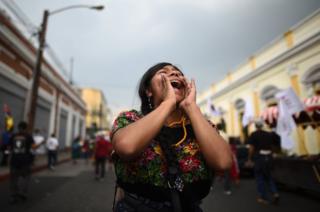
left=0, top=160, right=319, bottom=212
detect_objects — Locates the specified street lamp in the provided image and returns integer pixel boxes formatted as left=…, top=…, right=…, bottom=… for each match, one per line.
left=26, top=4, right=104, bottom=132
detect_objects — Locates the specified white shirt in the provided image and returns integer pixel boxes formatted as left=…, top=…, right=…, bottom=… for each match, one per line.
left=33, top=134, right=46, bottom=154
left=46, top=137, right=59, bottom=151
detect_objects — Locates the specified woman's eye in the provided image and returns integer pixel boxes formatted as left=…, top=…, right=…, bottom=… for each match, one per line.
left=174, top=72, right=183, bottom=77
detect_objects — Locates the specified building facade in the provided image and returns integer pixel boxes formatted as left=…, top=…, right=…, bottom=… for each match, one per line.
left=79, top=88, right=110, bottom=134
left=0, top=9, right=86, bottom=148
left=198, top=9, right=320, bottom=156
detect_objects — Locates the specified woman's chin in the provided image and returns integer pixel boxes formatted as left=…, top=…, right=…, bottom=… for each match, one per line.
left=174, top=89, right=184, bottom=98
left=175, top=95, right=184, bottom=104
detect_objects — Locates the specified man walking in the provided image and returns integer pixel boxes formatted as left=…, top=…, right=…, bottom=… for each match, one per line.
left=8, top=121, right=35, bottom=204
left=94, top=135, right=112, bottom=181
left=247, top=121, right=280, bottom=205
left=32, top=128, right=46, bottom=165
left=46, top=133, right=59, bottom=170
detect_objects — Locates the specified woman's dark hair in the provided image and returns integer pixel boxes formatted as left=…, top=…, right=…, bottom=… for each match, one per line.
left=138, top=62, right=181, bottom=115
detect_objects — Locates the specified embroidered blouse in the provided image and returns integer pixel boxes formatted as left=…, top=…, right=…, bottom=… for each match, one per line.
left=111, top=110, right=214, bottom=192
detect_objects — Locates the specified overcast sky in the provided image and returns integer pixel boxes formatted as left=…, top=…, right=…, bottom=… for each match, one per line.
left=7, top=0, right=320, bottom=114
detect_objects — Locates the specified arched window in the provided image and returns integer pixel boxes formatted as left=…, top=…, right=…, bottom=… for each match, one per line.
left=302, top=64, right=320, bottom=95
left=300, top=64, right=320, bottom=127
left=234, top=98, right=245, bottom=111
left=259, top=85, right=281, bottom=128
left=260, top=85, right=280, bottom=106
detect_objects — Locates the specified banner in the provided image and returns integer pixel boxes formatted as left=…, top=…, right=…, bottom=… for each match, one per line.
left=275, top=88, right=299, bottom=150
left=275, top=87, right=304, bottom=115
left=276, top=100, right=296, bottom=150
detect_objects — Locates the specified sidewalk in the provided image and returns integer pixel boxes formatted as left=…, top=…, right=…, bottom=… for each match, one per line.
left=0, top=150, right=71, bottom=182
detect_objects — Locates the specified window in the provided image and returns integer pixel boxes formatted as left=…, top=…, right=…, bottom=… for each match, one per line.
left=302, top=64, right=320, bottom=95
left=260, top=85, right=280, bottom=106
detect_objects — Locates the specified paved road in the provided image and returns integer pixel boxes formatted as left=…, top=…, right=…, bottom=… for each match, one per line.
left=0, top=160, right=319, bottom=212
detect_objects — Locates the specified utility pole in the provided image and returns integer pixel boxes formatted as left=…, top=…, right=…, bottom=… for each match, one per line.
left=25, top=5, right=104, bottom=133
left=27, top=10, right=49, bottom=132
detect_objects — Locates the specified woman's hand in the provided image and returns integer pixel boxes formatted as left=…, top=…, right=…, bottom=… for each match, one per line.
left=179, top=77, right=232, bottom=170
left=161, top=74, right=177, bottom=111
left=179, top=78, right=196, bottom=111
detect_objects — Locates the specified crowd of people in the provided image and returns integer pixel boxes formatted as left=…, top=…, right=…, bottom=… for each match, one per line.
left=0, top=120, right=114, bottom=205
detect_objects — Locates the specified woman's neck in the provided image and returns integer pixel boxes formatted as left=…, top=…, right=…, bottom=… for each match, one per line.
left=165, top=109, right=184, bottom=126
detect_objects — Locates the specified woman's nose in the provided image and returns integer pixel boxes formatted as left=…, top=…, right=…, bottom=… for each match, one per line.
left=169, top=72, right=179, bottom=77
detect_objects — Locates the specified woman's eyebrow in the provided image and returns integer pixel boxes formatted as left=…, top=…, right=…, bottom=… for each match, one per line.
left=163, top=67, right=179, bottom=72
left=161, top=67, right=184, bottom=75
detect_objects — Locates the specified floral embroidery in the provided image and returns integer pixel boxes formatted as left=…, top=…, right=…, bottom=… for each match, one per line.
left=181, top=141, right=199, bottom=156
left=111, top=110, right=212, bottom=188
left=153, top=144, right=163, bottom=156
left=111, top=110, right=142, bottom=136
left=141, top=148, right=156, bottom=164
left=179, top=156, right=201, bottom=172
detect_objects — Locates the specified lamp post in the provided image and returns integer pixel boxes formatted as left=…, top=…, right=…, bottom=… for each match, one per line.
left=26, top=4, right=104, bottom=132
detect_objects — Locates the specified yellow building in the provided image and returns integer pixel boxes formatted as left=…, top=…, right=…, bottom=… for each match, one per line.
left=79, top=88, right=111, bottom=132
left=198, top=9, right=320, bottom=156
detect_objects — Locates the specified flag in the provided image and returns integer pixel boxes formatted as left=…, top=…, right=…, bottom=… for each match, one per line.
left=242, top=98, right=254, bottom=127
left=275, top=87, right=304, bottom=114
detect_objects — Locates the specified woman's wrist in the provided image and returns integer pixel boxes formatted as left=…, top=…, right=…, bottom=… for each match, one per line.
left=159, top=99, right=176, bottom=113
left=181, top=102, right=199, bottom=115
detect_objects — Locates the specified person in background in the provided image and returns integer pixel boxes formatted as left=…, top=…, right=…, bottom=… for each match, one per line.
left=31, top=128, right=46, bottom=165
left=104, top=135, right=113, bottom=171
left=247, top=121, right=280, bottom=205
left=82, top=138, right=90, bottom=164
left=111, top=62, right=232, bottom=212
left=216, top=123, right=234, bottom=195
left=46, top=133, right=59, bottom=170
left=94, top=135, right=112, bottom=181
left=229, top=139, right=240, bottom=186
left=8, top=121, right=35, bottom=204
left=71, top=136, right=81, bottom=164
left=1, top=127, right=13, bottom=166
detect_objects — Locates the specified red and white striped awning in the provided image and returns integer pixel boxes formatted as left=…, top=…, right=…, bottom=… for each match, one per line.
left=260, top=106, right=278, bottom=124
left=303, top=95, right=320, bottom=112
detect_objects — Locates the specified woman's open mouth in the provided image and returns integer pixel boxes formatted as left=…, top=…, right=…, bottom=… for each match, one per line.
left=170, top=79, right=185, bottom=97
left=170, top=79, right=182, bottom=89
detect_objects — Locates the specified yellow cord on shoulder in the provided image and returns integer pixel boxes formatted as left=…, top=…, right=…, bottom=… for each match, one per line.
left=168, top=116, right=187, bottom=147
left=168, top=116, right=184, bottom=127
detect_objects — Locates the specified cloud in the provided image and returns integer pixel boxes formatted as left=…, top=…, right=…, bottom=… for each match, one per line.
left=12, top=0, right=320, bottom=110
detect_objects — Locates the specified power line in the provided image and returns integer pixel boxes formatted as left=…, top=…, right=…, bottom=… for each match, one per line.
left=2, top=0, right=38, bottom=36
left=2, top=0, right=70, bottom=80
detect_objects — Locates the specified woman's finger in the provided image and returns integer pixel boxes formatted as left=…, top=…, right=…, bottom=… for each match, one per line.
left=190, top=78, right=196, bottom=90
left=162, top=74, right=172, bottom=90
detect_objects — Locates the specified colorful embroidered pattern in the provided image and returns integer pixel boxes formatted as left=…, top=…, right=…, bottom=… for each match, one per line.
left=111, top=110, right=212, bottom=188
